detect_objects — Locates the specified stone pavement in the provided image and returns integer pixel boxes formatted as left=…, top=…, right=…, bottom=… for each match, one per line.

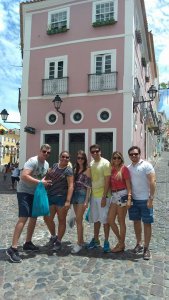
left=0, top=153, right=169, bottom=300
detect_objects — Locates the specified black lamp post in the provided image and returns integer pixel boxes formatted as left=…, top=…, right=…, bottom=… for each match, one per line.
left=0, top=109, right=20, bottom=124
left=52, top=95, right=66, bottom=125
left=134, top=85, right=158, bottom=104
left=147, top=85, right=158, bottom=100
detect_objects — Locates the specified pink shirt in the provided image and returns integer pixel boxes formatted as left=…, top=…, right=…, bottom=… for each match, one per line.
left=110, top=165, right=130, bottom=191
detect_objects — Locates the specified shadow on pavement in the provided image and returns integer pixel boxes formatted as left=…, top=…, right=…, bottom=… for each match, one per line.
left=1, top=243, right=143, bottom=263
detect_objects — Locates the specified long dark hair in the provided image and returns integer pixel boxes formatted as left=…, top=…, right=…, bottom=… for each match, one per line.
left=74, top=150, right=88, bottom=177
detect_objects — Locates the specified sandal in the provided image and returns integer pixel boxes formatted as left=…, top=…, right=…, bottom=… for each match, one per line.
left=112, top=242, right=125, bottom=253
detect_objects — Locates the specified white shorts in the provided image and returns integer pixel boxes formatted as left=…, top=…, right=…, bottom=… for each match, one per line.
left=110, top=189, right=128, bottom=207
left=90, top=197, right=110, bottom=224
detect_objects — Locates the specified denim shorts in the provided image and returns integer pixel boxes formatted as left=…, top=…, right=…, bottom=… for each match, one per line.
left=17, top=192, right=34, bottom=218
left=128, top=199, right=154, bottom=224
left=111, top=189, right=128, bottom=207
left=71, top=189, right=86, bottom=204
left=48, top=194, right=67, bottom=207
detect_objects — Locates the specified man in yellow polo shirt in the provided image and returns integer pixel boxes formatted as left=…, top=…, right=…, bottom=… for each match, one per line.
left=88, top=144, right=111, bottom=252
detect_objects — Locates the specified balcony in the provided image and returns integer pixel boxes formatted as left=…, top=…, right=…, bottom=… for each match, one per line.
left=42, top=77, right=68, bottom=95
left=88, top=72, right=117, bottom=92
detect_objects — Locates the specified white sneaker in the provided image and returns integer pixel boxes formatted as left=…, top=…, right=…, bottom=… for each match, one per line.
left=71, top=244, right=82, bottom=254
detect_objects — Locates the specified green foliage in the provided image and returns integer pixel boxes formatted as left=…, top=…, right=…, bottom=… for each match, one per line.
left=47, top=26, right=68, bottom=35
left=92, top=18, right=117, bottom=27
left=159, top=82, right=168, bottom=89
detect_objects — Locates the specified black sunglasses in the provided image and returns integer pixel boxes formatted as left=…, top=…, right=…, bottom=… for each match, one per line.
left=129, top=153, right=139, bottom=157
left=77, top=156, right=85, bottom=160
left=42, top=150, right=51, bottom=154
left=61, top=155, right=70, bottom=159
left=113, top=157, right=121, bottom=160
left=91, top=150, right=100, bottom=154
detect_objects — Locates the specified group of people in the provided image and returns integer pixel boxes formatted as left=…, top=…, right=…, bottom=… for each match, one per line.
left=2, top=162, right=20, bottom=190
left=6, top=143, right=156, bottom=263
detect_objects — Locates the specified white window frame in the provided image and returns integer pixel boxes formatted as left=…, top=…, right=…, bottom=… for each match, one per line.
left=97, top=108, right=112, bottom=123
left=45, top=56, right=68, bottom=79
left=92, top=0, right=118, bottom=23
left=45, top=111, right=58, bottom=125
left=91, top=50, right=116, bottom=73
left=70, top=110, right=84, bottom=124
left=91, top=128, right=116, bottom=151
left=48, top=7, right=70, bottom=30
left=65, top=129, right=88, bottom=154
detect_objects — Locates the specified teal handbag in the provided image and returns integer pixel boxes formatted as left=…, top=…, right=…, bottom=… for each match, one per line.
left=32, top=182, right=50, bottom=217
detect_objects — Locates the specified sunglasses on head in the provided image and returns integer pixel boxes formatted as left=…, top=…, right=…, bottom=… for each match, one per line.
left=129, top=153, right=139, bottom=157
left=113, top=156, right=121, bottom=160
left=61, top=155, right=70, bottom=159
left=42, top=150, right=51, bottom=154
left=77, top=156, right=85, bottom=160
left=91, top=150, right=100, bottom=154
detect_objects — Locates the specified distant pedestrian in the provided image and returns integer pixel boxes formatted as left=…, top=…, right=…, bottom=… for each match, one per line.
left=11, top=162, right=20, bottom=190
left=44, top=151, right=74, bottom=251
left=128, top=146, right=156, bottom=260
left=6, top=144, right=52, bottom=263
left=87, top=144, right=111, bottom=253
left=2, top=164, right=7, bottom=182
left=71, top=150, right=91, bottom=254
left=108, top=151, right=132, bottom=252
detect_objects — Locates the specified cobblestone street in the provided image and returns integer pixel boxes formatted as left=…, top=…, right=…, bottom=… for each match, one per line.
left=0, top=152, right=169, bottom=300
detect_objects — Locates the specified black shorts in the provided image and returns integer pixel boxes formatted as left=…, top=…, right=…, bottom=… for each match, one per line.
left=11, top=176, right=20, bottom=184
left=17, top=192, right=34, bottom=217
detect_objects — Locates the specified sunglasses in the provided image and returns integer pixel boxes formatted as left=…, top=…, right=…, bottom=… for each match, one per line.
left=77, top=156, right=85, bottom=160
left=129, top=153, right=139, bottom=157
left=42, top=150, right=51, bottom=154
left=61, top=155, right=70, bottom=159
left=91, top=150, right=100, bottom=154
left=113, top=157, right=121, bottom=160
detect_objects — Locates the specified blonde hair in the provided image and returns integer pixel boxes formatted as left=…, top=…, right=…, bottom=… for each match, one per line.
left=111, top=151, right=124, bottom=181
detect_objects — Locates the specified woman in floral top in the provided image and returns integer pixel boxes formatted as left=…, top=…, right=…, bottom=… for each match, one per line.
left=71, top=150, right=91, bottom=254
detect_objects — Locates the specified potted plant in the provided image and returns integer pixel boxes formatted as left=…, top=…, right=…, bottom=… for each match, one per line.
left=141, top=57, right=147, bottom=67
left=92, top=18, right=117, bottom=27
left=145, top=76, right=150, bottom=82
left=47, top=25, right=68, bottom=35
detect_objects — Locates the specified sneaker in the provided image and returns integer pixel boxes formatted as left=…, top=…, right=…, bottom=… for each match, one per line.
left=46, top=236, right=58, bottom=247
left=71, top=244, right=82, bottom=254
left=23, top=241, right=39, bottom=251
left=87, top=238, right=100, bottom=249
left=103, top=240, right=111, bottom=253
left=133, top=244, right=143, bottom=254
left=143, top=248, right=151, bottom=260
left=6, top=247, right=22, bottom=263
left=52, top=240, right=61, bottom=251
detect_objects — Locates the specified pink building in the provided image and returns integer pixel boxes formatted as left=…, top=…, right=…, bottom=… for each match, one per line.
left=19, top=0, right=159, bottom=167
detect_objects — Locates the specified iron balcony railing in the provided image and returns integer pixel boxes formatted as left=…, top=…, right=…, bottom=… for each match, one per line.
left=88, top=72, right=117, bottom=92
left=42, top=77, right=68, bottom=95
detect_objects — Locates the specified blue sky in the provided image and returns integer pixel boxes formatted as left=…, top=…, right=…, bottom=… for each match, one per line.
left=0, top=0, right=169, bottom=129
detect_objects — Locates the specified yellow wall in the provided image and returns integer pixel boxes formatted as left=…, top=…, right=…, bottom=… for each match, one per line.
left=0, top=124, right=20, bottom=165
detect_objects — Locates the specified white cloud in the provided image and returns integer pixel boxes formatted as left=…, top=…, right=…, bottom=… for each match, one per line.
left=145, top=0, right=169, bottom=84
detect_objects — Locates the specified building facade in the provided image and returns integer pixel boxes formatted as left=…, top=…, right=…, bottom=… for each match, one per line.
left=0, top=124, right=20, bottom=166
left=19, top=0, right=159, bottom=167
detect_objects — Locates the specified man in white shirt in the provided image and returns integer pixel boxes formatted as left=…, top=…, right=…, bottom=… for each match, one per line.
left=128, top=146, right=156, bottom=260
